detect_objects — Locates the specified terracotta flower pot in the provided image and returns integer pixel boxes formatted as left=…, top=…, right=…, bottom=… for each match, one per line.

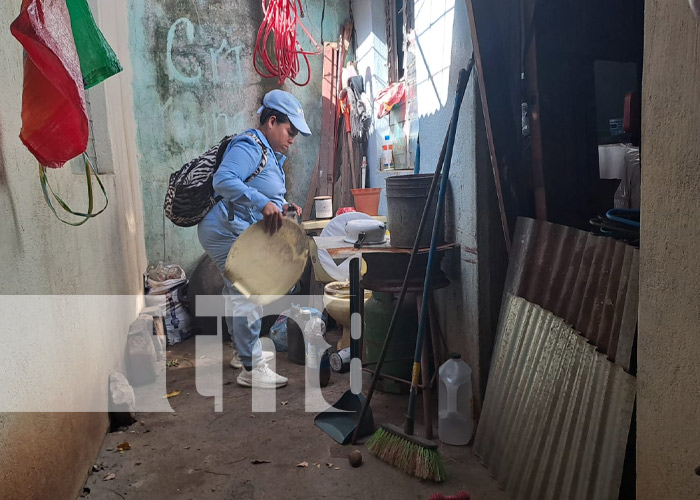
left=350, top=188, right=381, bottom=216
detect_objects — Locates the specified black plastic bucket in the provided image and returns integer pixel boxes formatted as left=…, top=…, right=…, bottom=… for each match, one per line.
left=385, top=174, right=443, bottom=248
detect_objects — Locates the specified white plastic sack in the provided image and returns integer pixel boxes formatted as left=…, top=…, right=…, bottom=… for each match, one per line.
left=144, top=262, right=191, bottom=344
left=163, top=283, right=192, bottom=345
left=269, top=309, right=291, bottom=352
left=145, top=262, right=186, bottom=294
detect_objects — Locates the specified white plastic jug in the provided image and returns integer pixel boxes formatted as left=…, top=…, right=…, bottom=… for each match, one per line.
left=381, top=135, right=394, bottom=170
left=438, top=353, right=473, bottom=445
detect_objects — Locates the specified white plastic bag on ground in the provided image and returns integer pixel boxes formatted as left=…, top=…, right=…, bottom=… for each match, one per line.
left=269, top=309, right=292, bottom=352
left=144, top=263, right=192, bottom=345
left=145, top=262, right=187, bottom=294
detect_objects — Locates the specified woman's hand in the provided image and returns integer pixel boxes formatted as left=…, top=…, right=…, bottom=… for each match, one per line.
left=261, top=201, right=283, bottom=234
left=283, top=202, right=302, bottom=217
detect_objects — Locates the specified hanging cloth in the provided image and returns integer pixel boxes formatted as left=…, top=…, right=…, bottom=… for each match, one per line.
left=66, top=0, right=122, bottom=89
left=10, top=0, right=88, bottom=168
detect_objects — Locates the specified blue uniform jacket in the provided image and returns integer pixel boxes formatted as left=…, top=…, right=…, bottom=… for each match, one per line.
left=212, top=128, right=288, bottom=235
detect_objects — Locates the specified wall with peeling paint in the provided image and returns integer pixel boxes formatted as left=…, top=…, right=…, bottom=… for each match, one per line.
left=0, top=0, right=146, bottom=498
left=409, top=0, right=484, bottom=408
left=128, top=0, right=349, bottom=271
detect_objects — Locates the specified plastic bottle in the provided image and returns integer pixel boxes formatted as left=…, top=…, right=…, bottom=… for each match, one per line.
left=438, top=353, right=473, bottom=445
left=304, top=311, right=330, bottom=388
left=381, top=135, right=394, bottom=170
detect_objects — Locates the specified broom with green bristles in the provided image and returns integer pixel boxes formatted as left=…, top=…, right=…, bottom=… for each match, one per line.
left=362, top=62, right=473, bottom=482
left=367, top=423, right=445, bottom=481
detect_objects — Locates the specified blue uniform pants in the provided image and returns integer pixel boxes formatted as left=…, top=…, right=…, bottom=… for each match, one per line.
left=197, top=202, right=264, bottom=368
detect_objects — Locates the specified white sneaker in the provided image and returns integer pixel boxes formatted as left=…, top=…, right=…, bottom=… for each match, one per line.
left=230, top=350, right=275, bottom=369
left=236, top=363, right=288, bottom=389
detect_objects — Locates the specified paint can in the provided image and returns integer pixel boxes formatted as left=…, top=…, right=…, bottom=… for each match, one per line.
left=330, top=347, right=351, bottom=373
left=314, top=196, right=333, bottom=219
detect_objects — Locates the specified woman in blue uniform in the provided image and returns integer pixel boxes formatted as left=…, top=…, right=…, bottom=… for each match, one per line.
left=198, top=90, right=310, bottom=389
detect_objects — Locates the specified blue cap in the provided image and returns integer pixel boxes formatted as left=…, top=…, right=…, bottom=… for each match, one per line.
left=257, top=90, right=311, bottom=137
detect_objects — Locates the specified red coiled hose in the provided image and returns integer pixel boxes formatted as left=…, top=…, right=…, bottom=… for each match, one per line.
left=253, top=0, right=321, bottom=86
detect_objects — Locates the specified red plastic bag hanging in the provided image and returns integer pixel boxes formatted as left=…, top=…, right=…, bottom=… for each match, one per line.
left=375, top=82, right=406, bottom=119
left=11, top=0, right=88, bottom=168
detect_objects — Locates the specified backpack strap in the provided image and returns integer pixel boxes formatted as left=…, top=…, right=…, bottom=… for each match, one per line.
left=215, top=135, right=234, bottom=166
left=213, top=135, right=235, bottom=204
left=243, top=132, right=269, bottom=183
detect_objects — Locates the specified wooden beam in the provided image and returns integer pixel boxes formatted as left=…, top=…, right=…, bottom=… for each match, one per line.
left=318, top=42, right=338, bottom=197
left=347, top=133, right=359, bottom=190
left=464, top=0, right=516, bottom=252
left=303, top=149, right=321, bottom=221
left=330, top=22, right=354, bottom=198
left=523, top=0, right=547, bottom=221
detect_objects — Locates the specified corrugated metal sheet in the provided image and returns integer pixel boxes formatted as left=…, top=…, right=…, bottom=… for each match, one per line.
left=504, top=217, right=638, bottom=371
left=474, top=295, right=636, bottom=500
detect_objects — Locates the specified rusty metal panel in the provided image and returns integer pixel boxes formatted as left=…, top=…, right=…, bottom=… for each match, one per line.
left=504, top=217, right=638, bottom=369
left=474, top=295, right=636, bottom=500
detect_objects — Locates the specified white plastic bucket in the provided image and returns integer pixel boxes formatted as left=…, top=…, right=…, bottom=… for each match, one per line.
left=314, top=196, right=333, bottom=218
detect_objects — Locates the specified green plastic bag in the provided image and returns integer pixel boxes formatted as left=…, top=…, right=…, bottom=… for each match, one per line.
left=66, top=0, right=122, bottom=89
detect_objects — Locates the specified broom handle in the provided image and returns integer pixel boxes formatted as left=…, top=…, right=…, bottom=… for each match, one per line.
left=350, top=131, right=447, bottom=445
left=404, top=63, right=472, bottom=436
left=349, top=257, right=360, bottom=361
left=351, top=61, right=473, bottom=444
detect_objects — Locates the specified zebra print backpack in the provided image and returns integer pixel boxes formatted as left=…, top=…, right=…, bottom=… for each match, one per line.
left=164, top=132, right=268, bottom=227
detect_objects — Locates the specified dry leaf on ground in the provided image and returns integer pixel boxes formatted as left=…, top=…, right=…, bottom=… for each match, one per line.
left=103, top=473, right=116, bottom=481
left=296, top=461, right=308, bottom=468
left=165, top=390, right=181, bottom=399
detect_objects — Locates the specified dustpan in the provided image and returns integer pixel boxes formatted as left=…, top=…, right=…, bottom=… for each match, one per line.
left=314, top=391, right=374, bottom=444
left=314, top=258, right=375, bottom=444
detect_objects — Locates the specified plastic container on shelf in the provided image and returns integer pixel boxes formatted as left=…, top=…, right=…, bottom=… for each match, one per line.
left=438, top=353, right=473, bottom=445
left=385, top=173, right=443, bottom=248
left=381, top=135, right=394, bottom=170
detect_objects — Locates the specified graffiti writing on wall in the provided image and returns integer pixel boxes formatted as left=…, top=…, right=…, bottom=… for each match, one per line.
left=160, top=95, right=245, bottom=154
left=159, top=16, right=255, bottom=153
left=166, top=17, right=245, bottom=85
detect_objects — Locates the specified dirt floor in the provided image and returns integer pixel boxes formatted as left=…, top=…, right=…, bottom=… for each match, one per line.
left=82, top=337, right=507, bottom=500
